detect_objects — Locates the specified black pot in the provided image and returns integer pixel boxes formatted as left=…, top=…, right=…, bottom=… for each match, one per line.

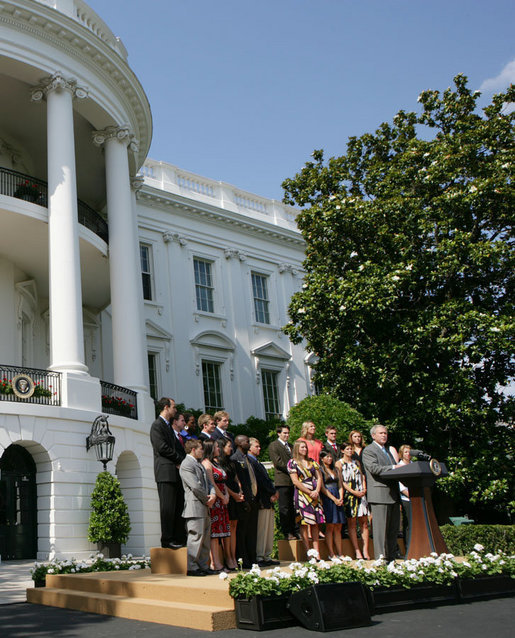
left=372, top=582, right=459, bottom=613
left=235, top=594, right=297, bottom=631
left=96, top=542, right=122, bottom=558
left=458, top=575, right=515, bottom=601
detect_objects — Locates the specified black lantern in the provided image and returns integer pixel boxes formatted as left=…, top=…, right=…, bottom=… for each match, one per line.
left=86, top=415, right=115, bottom=471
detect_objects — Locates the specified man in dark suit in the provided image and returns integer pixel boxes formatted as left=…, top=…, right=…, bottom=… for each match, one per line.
left=198, top=413, right=216, bottom=442
left=149, top=397, right=186, bottom=549
left=248, top=437, right=280, bottom=567
left=323, top=426, right=341, bottom=463
left=211, top=410, right=235, bottom=451
left=362, top=424, right=401, bottom=562
left=268, top=425, right=297, bottom=540
left=231, top=434, right=259, bottom=568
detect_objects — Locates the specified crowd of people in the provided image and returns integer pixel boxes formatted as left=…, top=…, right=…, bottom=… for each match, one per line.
left=150, top=397, right=413, bottom=576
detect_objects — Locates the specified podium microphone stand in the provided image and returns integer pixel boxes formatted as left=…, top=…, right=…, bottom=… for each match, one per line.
left=386, top=460, right=449, bottom=559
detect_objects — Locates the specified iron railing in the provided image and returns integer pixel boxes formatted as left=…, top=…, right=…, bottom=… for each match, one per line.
left=100, top=380, right=138, bottom=420
left=0, top=167, right=108, bottom=243
left=0, top=364, right=61, bottom=406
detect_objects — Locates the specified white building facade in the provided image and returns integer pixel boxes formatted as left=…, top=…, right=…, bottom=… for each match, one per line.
left=0, top=0, right=310, bottom=561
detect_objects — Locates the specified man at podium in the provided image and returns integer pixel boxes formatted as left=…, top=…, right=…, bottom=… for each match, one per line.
left=362, top=424, right=402, bottom=562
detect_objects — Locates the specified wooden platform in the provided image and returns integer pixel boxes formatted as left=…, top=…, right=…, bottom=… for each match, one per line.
left=27, top=568, right=236, bottom=631
left=27, top=540, right=405, bottom=630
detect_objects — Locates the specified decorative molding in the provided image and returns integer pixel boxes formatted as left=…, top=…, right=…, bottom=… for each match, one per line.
left=31, top=71, right=88, bottom=101
left=92, top=125, right=139, bottom=153
left=131, top=174, right=145, bottom=192
left=278, top=263, right=299, bottom=276
left=163, top=231, right=188, bottom=246
left=224, top=248, right=248, bottom=261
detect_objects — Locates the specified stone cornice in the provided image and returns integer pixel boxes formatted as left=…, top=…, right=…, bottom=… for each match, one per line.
left=0, top=0, right=152, bottom=167
left=137, top=185, right=306, bottom=248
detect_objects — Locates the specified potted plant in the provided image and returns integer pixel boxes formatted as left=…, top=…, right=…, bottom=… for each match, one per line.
left=87, top=471, right=131, bottom=558
left=14, top=180, right=41, bottom=203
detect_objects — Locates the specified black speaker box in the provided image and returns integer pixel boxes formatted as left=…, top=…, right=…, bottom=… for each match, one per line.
left=287, top=582, right=372, bottom=631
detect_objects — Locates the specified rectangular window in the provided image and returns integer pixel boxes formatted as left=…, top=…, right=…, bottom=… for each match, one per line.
left=202, top=360, right=223, bottom=413
left=194, top=258, right=214, bottom=313
left=147, top=352, right=159, bottom=400
left=262, top=369, right=280, bottom=421
left=252, top=272, right=270, bottom=324
left=140, top=244, right=153, bottom=301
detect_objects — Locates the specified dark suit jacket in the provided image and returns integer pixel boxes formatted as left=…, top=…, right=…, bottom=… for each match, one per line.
left=231, top=448, right=255, bottom=503
left=249, top=455, right=276, bottom=508
left=323, top=441, right=341, bottom=464
left=150, top=416, right=186, bottom=483
left=268, top=439, right=292, bottom=487
left=198, top=432, right=212, bottom=442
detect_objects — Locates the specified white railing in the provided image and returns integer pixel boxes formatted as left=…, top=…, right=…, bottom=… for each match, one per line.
left=141, top=159, right=298, bottom=230
left=36, top=1, right=128, bottom=59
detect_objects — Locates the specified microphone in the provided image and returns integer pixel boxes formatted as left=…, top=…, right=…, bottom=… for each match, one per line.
left=409, top=448, right=431, bottom=461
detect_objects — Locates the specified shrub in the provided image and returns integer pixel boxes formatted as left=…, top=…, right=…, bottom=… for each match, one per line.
left=88, top=471, right=131, bottom=545
left=440, top=524, right=515, bottom=555
left=287, top=394, right=370, bottom=442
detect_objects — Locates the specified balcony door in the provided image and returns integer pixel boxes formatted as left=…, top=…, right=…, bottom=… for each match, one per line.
left=0, top=444, right=37, bottom=559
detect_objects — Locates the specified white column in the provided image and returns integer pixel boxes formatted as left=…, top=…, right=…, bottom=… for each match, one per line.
left=32, top=73, right=88, bottom=374
left=93, top=127, right=148, bottom=392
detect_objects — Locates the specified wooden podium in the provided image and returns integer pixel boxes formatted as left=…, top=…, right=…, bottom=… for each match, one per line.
left=386, top=461, right=449, bottom=559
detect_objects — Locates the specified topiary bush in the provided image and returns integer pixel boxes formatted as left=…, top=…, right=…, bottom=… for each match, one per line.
left=440, top=524, right=515, bottom=555
left=287, top=394, right=370, bottom=442
left=88, top=471, right=131, bottom=545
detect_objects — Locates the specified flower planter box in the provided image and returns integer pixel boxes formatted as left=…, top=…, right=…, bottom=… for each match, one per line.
left=371, top=582, right=459, bottom=613
left=458, top=575, right=515, bottom=601
left=235, top=595, right=297, bottom=631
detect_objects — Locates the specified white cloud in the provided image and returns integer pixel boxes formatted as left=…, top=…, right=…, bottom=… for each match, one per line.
left=480, top=59, right=515, bottom=92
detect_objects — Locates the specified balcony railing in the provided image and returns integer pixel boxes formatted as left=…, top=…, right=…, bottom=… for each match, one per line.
left=0, top=365, right=61, bottom=406
left=0, top=167, right=108, bottom=243
left=100, top=381, right=138, bottom=420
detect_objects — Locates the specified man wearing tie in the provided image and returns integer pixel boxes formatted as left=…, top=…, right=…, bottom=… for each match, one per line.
left=150, top=397, right=186, bottom=549
left=211, top=410, right=235, bottom=452
left=362, top=424, right=401, bottom=562
left=268, top=425, right=297, bottom=540
left=322, top=426, right=341, bottom=463
left=231, top=434, right=259, bottom=568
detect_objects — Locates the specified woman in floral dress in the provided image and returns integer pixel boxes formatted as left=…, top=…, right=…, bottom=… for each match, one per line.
left=202, top=440, right=231, bottom=571
left=337, top=444, right=371, bottom=559
left=287, top=440, right=325, bottom=558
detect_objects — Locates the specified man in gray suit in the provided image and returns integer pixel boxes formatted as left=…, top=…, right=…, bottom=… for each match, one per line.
left=179, top=439, right=216, bottom=576
left=362, top=424, right=401, bottom=562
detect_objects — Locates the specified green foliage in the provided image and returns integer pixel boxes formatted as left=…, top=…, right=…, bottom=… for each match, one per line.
left=87, top=471, right=131, bottom=545
left=230, top=416, right=284, bottom=461
left=441, top=524, right=515, bottom=555
left=282, top=75, right=515, bottom=515
left=287, top=394, right=370, bottom=442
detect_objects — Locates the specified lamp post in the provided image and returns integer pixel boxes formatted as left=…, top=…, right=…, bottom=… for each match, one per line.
left=86, top=415, right=115, bottom=471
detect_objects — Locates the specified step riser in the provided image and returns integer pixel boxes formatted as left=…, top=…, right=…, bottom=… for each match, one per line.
left=28, top=588, right=236, bottom=631
left=46, top=573, right=232, bottom=606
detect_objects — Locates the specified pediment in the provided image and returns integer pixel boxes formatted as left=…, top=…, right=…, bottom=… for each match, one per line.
left=190, top=330, right=235, bottom=351
left=146, top=320, right=173, bottom=341
left=251, top=341, right=291, bottom=361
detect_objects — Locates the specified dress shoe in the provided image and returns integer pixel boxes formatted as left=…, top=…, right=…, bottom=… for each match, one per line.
left=187, top=570, right=206, bottom=577
left=267, top=559, right=280, bottom=565
left=203, top=568, right=221, bottom=575
left=162, top=542, right=184, bottom=550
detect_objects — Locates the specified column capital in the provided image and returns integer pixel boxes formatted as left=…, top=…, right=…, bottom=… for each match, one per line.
left=131, top=174, right=145, bottom=192
left=31, top=71, right=88, bottom=102
left=92, top=125, right=139, bottom=153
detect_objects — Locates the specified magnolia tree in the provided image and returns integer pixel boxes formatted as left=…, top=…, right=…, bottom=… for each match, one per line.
left=282, top=75, right=514, bottom=519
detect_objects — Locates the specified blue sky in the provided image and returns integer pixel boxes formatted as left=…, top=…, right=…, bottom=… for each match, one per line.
left=86, top=0, right=514, bottom=201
